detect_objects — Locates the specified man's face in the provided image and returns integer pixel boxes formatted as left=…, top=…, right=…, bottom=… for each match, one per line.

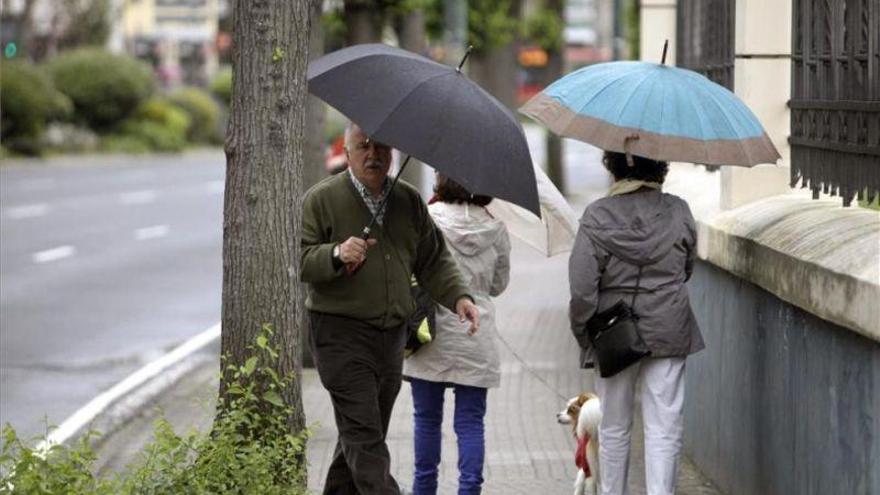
left=345, top=126, right=392, bottom=191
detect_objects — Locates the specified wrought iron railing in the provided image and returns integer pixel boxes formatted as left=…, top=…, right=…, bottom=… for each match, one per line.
left=790, top=0, right=880, bottom=206
left=676, top=0, right=735, bottom=90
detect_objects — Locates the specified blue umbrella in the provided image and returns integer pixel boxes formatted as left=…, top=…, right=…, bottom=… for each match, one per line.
left=520, top=61, right=780, bottom=166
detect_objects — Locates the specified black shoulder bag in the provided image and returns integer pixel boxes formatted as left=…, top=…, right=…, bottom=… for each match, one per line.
left=584, top=265, right=651, bottom=378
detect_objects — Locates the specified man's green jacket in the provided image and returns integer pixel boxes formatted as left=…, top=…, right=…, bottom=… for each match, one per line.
left=300, top=172, right=470, bottom=329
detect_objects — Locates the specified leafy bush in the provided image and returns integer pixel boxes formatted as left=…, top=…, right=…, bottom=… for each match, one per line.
left=168, top=87, right=221, bottom=144
left=116, top=120, right=187, bottom=153
left=135, top=98, right=191, bottom=138
left=47, top=48, right=154, bottom=130
left=210, top=66, right=232, bottom=105
left=0, top=61, right=71, bottom=155
left=1, top=326, right=309, bottom=495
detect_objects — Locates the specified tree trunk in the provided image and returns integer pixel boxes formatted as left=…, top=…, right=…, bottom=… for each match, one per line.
left=394, top=8, right=428, bottom=195
left=344, top=0, right=383, bottom=45
left=469, top=46, right=519, bottom=111
left=221, top=0, right=309, bottom=435
left=467, top=0, right=522, bottom=111
left=300, top=0, right=325, bottom=368
left=544, top=0, right=566, bottom=193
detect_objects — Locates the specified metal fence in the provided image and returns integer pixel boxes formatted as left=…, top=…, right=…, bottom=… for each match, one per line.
left=676, top=0, right=735, bottom=90
left=790, top=0, right=880, bottom=206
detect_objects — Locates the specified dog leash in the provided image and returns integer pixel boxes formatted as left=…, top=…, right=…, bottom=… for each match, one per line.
left=493, top=328, right=570, bottom=402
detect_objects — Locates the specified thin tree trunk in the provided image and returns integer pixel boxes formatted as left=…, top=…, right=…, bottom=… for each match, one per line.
left=394, top=8, right=428, bottom=195
left=221, top=0, right=309, bottom=435
left=468, top=0, right=522, bottom=111
left=300, top=0, right=325, bottom=368
left=344, top=0, right=383, bottom=45
left=544, top=0, right=565, bottom=192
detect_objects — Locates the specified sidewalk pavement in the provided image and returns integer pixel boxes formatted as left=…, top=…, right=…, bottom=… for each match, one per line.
left=95, top=235, right=722, bottom=495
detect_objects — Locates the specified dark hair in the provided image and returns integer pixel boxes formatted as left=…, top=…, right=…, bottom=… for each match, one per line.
left=434, top=175, right=492, bottom=206
left=602, top=151, right=669, bottom=184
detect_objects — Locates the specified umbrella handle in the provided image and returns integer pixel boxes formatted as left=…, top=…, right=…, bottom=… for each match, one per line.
left=624, top=134, right=640, bottom=167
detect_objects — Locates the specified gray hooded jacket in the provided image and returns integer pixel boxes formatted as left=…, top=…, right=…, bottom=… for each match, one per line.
left=403, top=202, right=511, bottom=388
left=569, top=188, right=704, bottom=368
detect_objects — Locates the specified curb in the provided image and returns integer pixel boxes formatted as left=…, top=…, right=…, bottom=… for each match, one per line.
left=37, top=323, right=221, bottom=451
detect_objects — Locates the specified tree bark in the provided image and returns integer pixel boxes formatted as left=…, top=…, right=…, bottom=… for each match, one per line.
left=344, top=0, right=384, bottom=45
left=221, top=0, right=309, bottom=435
left=544, top=0, right=566, bottom=192
left=394, top=8, right=428, bottom=195
left=300, top=0, right=325, bottom=368
left=467, top=0, right=523, bottom=111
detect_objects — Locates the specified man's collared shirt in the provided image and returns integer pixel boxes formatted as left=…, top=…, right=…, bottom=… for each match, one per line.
left=348, top=167, right=392, bottom=226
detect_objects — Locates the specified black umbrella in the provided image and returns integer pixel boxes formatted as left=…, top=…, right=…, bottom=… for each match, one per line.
left=307, top=43, right=540, bottom=227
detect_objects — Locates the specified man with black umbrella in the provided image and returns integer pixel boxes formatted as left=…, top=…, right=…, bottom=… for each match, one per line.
left=301, top=123, right=480, bottom=495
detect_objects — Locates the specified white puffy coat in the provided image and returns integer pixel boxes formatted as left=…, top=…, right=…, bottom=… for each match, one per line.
left=403, top=202, right=511, bottom=388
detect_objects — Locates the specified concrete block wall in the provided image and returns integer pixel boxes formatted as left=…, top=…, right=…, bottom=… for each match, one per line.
left=684, top=261, right=880, bottom=495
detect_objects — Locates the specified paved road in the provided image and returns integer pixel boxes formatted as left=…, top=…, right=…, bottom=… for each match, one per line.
left=0, top=151, right=226, bottom=440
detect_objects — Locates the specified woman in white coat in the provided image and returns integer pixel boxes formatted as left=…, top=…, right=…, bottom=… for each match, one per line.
left=403, top=174, right=511, bottom=495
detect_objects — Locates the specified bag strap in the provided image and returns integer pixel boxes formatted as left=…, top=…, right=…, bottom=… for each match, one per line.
left=630, top=265, right=644, bottom=311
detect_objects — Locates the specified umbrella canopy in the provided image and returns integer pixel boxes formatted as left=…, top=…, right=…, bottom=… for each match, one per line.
left=520, top=61, right=780, bottom=167
left=308, top=43, right=540, bottom=216
left=486, top=164, right=577, bottom=257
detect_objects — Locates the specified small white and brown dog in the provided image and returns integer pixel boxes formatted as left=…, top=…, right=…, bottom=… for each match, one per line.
left=557, top=393, right=602, bottom=495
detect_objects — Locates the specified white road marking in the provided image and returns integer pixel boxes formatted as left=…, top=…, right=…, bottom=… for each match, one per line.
left=36, top=323, right=221, bottom=453
left=119, top=190, right=157, bottom=205
left=5, top=203, right=50, bottom=219
left=204, top=180, right=225, bottom=194
left=32, top=245, right=76, bottom=264
left=134, top=224, right=170, bottom=240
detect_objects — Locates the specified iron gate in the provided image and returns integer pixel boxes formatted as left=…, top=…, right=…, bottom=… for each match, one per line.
left=790, top=0, right=880, bottom=205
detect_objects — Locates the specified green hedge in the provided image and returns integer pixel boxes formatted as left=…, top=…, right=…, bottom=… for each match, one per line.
left=169, top=87, right=221, bottom=144
left=210, top=66, right=232, bottom=105
left=0, top=61, right=71, bottom=155
left=47, top=48, right=154, bottom=130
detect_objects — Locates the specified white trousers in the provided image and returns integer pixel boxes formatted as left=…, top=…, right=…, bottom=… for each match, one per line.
left=595, top=357, right=686, bottom=495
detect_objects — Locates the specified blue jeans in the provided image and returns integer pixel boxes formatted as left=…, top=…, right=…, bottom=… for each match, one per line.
left=410, top=378, right=487, bottom=495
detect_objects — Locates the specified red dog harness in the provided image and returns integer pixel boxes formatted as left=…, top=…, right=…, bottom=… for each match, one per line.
left=575, top=433, right=592, bottom=477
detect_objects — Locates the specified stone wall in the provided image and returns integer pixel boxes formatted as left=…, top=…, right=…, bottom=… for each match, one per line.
left=684, top=260, right=880, bottom=495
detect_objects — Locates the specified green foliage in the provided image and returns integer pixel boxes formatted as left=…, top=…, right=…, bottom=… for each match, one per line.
left=0, top=327, right=309, bottom=494
left=0, top=430, right=117, bottom=495
left=115, top=120, right=187, bottom=153
left=47, top=48, right=154, bottom=130
left=135, top=98, right=192, bottom=137
left=210, top=66, right=232, bottom=105
left=523, top=8, right=564, bottom=52
left=624, top=0, right=641, bottom=60
left=0, top=61, right=71, bottom=155
left=168, top=88, right=222, bottom=144
left=423, top=0, right=520, bottom=51
left=859, top=190, right=880, bottom=211
left=468, top=0, right=519, bottom=51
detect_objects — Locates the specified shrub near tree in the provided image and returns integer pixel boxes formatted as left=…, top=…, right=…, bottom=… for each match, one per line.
left=0, top=61, right=72, bottom=155
left=0, top=330, right=309, bottom=495
left=47, top=48, right=154, bottom=131
left=169, top=87, right=222, bottom=144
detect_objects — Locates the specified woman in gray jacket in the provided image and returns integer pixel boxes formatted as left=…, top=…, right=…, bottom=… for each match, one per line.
left=569, top=152, right=704, bottom=495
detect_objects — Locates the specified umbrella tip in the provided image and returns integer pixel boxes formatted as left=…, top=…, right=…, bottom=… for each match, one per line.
left=661, top=40, right=669, bottom=65
left=456, top=45, right=474, bottom=73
